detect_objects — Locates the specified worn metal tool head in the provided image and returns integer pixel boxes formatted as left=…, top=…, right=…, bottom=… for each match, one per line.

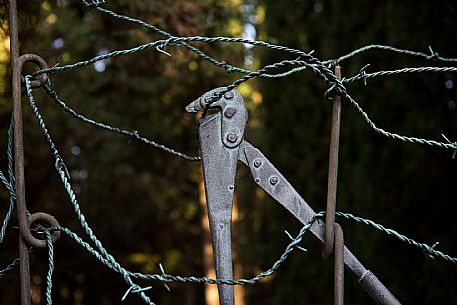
left=186, top=87, right=238, bottom=112
left=186, top=88, right=248, bottom=148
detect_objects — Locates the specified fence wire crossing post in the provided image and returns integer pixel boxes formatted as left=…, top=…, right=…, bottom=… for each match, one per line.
left=323, top=64, right=343, bottom=259
left=322, top=64, right=345, bottom=305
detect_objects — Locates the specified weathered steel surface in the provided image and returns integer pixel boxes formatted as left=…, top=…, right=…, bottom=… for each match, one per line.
left=187, top=88, right=248, bottom=305
left=187, top=88, right=401, bottom=305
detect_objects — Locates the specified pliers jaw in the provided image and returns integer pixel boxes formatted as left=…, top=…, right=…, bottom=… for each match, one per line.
left=186, top=88, right=248, bottom=149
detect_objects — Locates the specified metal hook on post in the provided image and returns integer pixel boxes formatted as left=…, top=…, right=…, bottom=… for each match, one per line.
left=13, top=53, right=60, bottom=249
left=8, top=1, right=60, bottom=304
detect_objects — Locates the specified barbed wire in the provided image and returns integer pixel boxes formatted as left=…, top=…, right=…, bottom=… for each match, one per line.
left=37, top=208, right=455, bottom=305
left=0, top=257, right=20, bottom=279
left=343, top=66, right=457, bottom=83
left=23, top=76, right=155, bottom=305
left=2, top=1, right=457, bottom=304
left=329, top=44, right=457, bottom=64
left=16, top=71, right=456, bottom=304
left=335, top=212, right=456, bottom=263
left=43, top=81, right=200, bottom=161
left=29, top=39, right=456, bottom=156
left=0, top=117, right=16, bottom=243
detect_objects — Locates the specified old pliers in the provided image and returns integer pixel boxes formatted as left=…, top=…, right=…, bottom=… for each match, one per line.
left=186, top=88, right=401, bottom=305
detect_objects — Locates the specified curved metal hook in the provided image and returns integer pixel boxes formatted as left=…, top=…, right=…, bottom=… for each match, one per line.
left=18, top=54, right=49, bottom=89
left=13, top=54, right=58, bottom=248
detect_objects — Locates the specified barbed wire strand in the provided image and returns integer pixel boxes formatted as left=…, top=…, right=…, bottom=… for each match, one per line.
left=0, top=257, right=20, bottom=279
left=45, top=231, right=54, bottom=305
left=91, top=4, right=457, bottom=80
left=35, top=207, right=454, bottom=304
left=329, top=44, right=457, bottom=64
left=35, top=43, right=456, bottom=157
left=0, top=117, right=16, bottom=243
left=343, top=66, right=457, bottom=83
left=92, top=6, right=254, bottom=76
left=7, top=76, right=456, bottom=305
left=43, top=81, right=200, bottom=161
left=33, top=36, right=317, bottom=77
left=41, top=212, right=320, bottom=290
left=24, top=76, right=156, bottom=305
left=335, top=212, right=456, bottom=263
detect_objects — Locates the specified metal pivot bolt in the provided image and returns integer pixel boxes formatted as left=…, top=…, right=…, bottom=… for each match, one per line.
left=226, top=132, right=238, bottom=143
left=224, top=107, right=236, bottom=118
left=269, top=176, right=278, bottom=185
left=224, top=91, right=234, bottom=99
left=253, top=158, right=262, bottom=167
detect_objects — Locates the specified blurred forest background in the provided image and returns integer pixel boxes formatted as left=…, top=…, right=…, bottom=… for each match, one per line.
left=0, top=0, right=456, bottom=304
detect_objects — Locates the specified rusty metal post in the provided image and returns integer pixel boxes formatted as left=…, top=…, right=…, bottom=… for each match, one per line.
left=8, top=3, right=32, bottom=305
left=323, top=65, right=342, bottom=259
left=8, top=1, right=32, bottom=305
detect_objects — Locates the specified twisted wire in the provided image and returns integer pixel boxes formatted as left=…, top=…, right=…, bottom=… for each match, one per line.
left=93, top=6, right=252, bottom=75
left=335, top=212, right=456, bottom=263
left=43, top=81, right=200, bottom=161
left=45, top=231, right=54, bottom=305
left=25, top=14, right=455, bottom=154
left=24, top=77, right=155, bottom=305
left=344, top=66, right=457, bottom=83
left=39, top=207, right=455, bottom=295
left=327, top=44, right=457, bottom=64
left=0, top=117, right=16, bottom=243
left=42, top=212, right=320, bottom=288
left=33, top=36, right=313, bottom=76
left=0, top=257, right=20, bottom=280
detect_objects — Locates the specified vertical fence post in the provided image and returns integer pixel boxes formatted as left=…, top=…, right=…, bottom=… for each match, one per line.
left=323, top=64, right=343, bottom=259
left=8, top=1, right=32, bottom=304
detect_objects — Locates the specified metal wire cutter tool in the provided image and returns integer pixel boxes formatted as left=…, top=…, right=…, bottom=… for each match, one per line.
left=186, top=88, right=401, bottom=305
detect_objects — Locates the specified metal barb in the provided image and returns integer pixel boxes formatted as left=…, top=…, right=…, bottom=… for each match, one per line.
left=159, top=263, right=171, bottom=292
left=441, top=134, right=457, bottom=158
left=121, top=285, right=152, bottom=302
left=426, top=242, right=440, bottom=259
left=359, top=64, right=370, bottom=85
left=156, top=45, right=172, bottom=57
left=427, top=45, right=439, bottom=60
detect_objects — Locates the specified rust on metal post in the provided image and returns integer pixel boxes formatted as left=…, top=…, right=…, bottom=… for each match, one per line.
left=8, top=1, right=32, bottom=305
left=323, top=65, right=342, bottom=259
left=334, top=223, right=344, bottom=305
left=12, top=54, right=55, bottom=250
left=9, top=1, right=57, bottom=304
